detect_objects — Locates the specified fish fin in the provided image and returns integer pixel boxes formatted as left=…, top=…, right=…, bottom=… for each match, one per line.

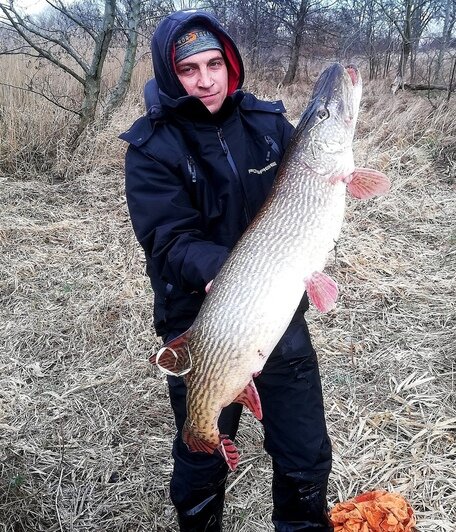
left=234, top=379, right=263, bottom=420
left=182, top=426, right=217, bottom=454
left=306, top=271, right=338, bottom=313
left=347, top=168, right=391, bottom=200
left=183, top=426, right=240, bottom=471
left=149, top=328, right=192, bottom=376
left=218, top=436, right=240, bottom=471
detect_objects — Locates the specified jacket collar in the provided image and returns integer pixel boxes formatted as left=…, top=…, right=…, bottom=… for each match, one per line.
left=145, top=75, right=245, bottom=123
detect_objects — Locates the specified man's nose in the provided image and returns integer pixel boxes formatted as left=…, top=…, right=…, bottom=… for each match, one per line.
left=198, top=67, right=213, bottom=88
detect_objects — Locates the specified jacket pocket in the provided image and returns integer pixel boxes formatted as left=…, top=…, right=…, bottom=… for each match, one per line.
left=264, top=135, right=280, bottom=162
left=184, top=155, right=223, bottom=222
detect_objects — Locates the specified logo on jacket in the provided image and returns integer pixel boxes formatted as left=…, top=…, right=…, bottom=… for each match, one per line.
left=248, top=161, right=277, bottom=175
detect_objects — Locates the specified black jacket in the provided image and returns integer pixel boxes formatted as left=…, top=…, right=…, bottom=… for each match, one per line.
left=120, top=10, right=298, bottom=336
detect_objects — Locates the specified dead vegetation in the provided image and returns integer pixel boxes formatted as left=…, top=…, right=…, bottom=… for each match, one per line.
left=0, top=59, right=455, bottom=531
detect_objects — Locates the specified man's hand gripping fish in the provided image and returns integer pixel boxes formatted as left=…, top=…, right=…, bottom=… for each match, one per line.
left=150, top=63, right=390, bottom=471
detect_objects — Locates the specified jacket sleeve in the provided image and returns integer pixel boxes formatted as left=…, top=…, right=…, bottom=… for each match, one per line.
left=125, top=145, right=230, bottom=292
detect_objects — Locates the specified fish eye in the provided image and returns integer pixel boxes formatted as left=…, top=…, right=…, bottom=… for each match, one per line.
left=317, top=109, right=329, bottom=120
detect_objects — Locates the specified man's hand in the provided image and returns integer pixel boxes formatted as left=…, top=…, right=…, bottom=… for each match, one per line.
left=205, top=280, right=213, bottom=293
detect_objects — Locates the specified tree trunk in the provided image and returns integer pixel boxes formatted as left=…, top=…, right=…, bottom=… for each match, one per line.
left=391, top=0, right=412, bottom=93
left=281, top=0, right=307, bottom=86
left=384, top=51, right=391, bottom=77
left=74, top=0, right=116, bottom=142
left=76, top=76, right=101, bottom=141
left=282, top=31, right=302, bottom=85
left=435, top=0, right=453, bottom=82
left=410, top=45, right=417, bottom=82
left=447, top=56, right=456, bottom=102
left=248, top=0, right=260, bottom=70
left=101, top=0, right=141, bottom=123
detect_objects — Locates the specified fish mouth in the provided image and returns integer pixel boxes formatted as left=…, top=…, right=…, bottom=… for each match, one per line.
left=345, top=65, right=359, bottom=86
left=295, top=62, right=361, bottom=136
left=309, top=63, right=357, bottom=101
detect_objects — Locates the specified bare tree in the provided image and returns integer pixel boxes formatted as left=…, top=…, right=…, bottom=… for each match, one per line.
left=378, top=0, right=436, bottom=91
left=173, top=0, right=204, bottom=8
left=204, top=0, right=231, bottom=26
left=0, top=0, right=157, bottom=142
left=101, top=0, right=141, bottom=124
left=409, top=0, right=436, bottom=79
left=276, top=0, right=312, bottom=85
left=434, top=0, right=456, bottom=81
left=358, top=0, right=394, bottom=79
left=268, top=0, right=328, bottom=85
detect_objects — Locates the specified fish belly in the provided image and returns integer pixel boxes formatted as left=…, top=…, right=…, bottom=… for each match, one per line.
left=185, top=178, right=347, bottom=448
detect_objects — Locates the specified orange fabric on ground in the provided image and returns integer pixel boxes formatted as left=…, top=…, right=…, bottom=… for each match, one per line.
left=330, top=490, right=416, bottom=532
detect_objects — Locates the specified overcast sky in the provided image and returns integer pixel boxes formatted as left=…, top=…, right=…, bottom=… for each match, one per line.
left=16, top=0, right=48, bottom=14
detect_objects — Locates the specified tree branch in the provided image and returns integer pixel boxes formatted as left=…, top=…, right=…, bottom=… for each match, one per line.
left=44, top=0, right=97, bottom=41
left=0, top=3, right=90, bottom=74
left=374, top=0, right=408, bottom=41
left=403, top=82, right=455, bottom=91
left=88, top=0, right=115, bottom=77
left=0, top=81, right=81, bottom=114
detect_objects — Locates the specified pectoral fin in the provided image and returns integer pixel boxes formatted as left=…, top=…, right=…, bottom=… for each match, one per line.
left=306, top=271, right=338, bottom=313
left=234, top=379, right=263, bottom=420
left=346, top=168, right=391, bottom=199
left=149, top=328, right=192, bottom=376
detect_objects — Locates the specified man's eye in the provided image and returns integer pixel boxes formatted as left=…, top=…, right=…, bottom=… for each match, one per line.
left=210, top=61, right=223, bottom=68
left=179, top=66, right=193, bottom=75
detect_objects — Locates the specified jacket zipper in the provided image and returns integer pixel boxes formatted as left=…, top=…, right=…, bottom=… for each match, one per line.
left=186, top=155, right=197, bottom=183
left=264, top=135, right=280, bottom=162
left=217, top=127, right=251, bottom=224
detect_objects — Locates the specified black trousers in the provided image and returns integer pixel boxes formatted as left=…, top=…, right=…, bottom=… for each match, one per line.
left=166, top=314, right=333, bottom=531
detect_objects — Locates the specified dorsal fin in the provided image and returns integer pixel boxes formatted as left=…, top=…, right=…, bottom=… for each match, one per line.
left=149, top=328, right=192, bottom=376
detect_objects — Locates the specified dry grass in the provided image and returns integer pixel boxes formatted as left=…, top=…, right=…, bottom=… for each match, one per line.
left=1, top=59, right=455, bottom=531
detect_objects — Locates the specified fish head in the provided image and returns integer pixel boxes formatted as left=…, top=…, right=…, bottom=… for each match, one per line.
left=294, top=63, right=362, bottom=179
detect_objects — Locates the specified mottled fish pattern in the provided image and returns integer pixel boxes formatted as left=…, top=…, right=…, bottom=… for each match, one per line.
left=151, top=63, right=390, bottom=470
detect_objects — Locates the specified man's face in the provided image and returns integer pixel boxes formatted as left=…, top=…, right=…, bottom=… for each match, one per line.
left=175, top=50, right=228, bottom=114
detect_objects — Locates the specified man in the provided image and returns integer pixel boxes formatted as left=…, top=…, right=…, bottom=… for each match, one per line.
left=120, top=9, right=333, bottom=532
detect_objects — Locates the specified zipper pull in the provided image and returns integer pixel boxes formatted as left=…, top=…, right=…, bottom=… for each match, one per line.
left=265, top=135, right=280, bottom=162
left=265, top=135, right=273, bottom=162
left=187, top=155, right=197, bottom=183
left=217, top=128, right=228, bottom=155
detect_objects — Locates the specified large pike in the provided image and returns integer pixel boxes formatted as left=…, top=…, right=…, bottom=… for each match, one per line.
left=150, top=63, right=390, bottom=470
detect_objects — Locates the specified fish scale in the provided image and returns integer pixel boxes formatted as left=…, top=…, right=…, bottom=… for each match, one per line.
left=182, top=174, right=346, bottom=448
left=151, top=63, right=390, bottom=470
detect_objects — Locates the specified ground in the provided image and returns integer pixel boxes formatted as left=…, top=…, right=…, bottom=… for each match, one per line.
left=0, top=81, right=455, bottom=531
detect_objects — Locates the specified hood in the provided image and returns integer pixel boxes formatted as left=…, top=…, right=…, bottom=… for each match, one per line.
left=151, top=9, right=244, bottom=102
